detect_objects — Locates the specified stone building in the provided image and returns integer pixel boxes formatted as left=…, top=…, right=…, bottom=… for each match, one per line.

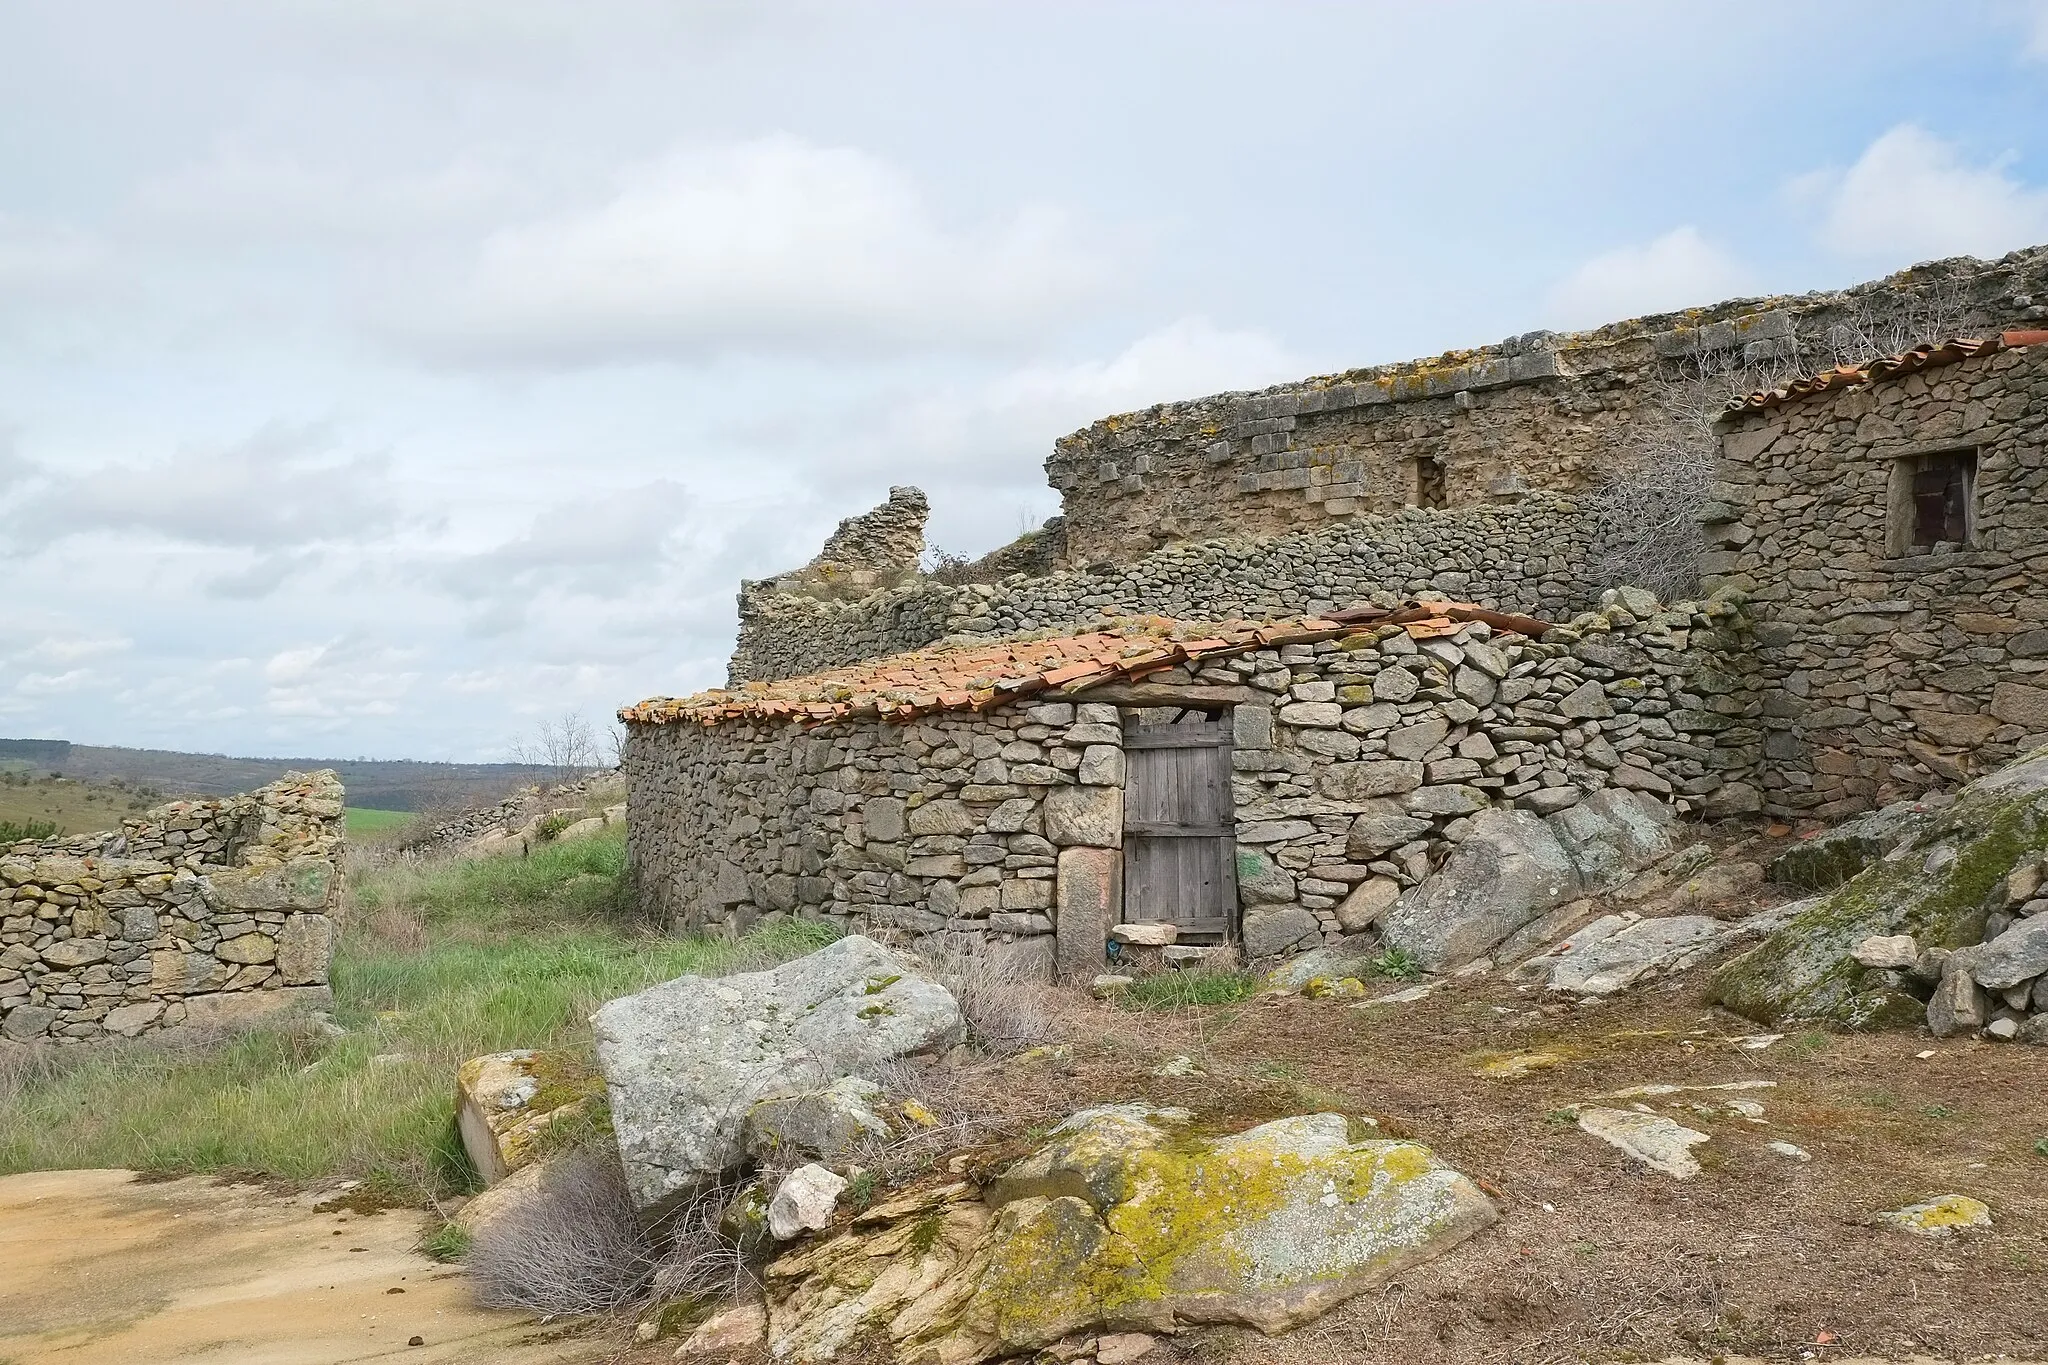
left=1704, top=331, right=2048, bottom=820
left=624, top=597, right=1739, bottom=978
left=629, top=248, right=2048, bottom=974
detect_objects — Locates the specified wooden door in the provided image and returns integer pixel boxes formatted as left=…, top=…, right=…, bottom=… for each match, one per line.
left=1122, top=718, right=1237, bottom=941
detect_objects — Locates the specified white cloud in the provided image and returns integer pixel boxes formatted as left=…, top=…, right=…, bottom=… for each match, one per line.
left=1794, top=124, right=2048, bottom=264
left=387, top=135, right=1114, bottom=365
left=0, top=214, right=105, bottom=301
left=2027, top=1, right=2048, bottom=61
left=1544, top=227, right=1756, bottom=330
left=261, top=636, right=421, bottom=721
left=1, top=423, right=417, bottom=559
left=137, top=146, right=520, bottom=243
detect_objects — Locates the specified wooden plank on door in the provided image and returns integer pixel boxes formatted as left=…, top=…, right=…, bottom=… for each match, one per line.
left=1122, top=717, right=1237, bottom=942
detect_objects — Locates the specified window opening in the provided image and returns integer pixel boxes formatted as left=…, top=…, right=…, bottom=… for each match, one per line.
left=1412, top=456, right=1446, bottom=510
left=1888, top=448, right=1976, bottom=556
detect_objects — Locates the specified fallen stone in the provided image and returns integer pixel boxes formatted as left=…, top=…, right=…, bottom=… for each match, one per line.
left=1091, top=975, right=1134, bottom=999
left=746, top=1076, right=890, bottom=1161
left=1360, top=983, right=1434, bottom=1006
left=1109, top=922, right=1176, bottom=947
left=1927, top=965, right=1990, bottom=1038
left=1973, top=916, right=2048, bottom=990
left=677, top=1299, right=768, bottom=1356
left=1852, top=934, right=1920, bottom=969
left=1767, top=1140, right=1811, bottom=1162
left=768, top=1164, right=848, bottom=1241
left=456, top=1050, right=599, bottom=1186
left=1575, top=1107, right=1709, bottom=1178
left=1875, top=1193, right=1992, bottom=1237
left=592, top=935, right=962, bottom=1215
left=1263, top=948, right=1363, bottom=993
left=1333, top=877, right=1400, bottom=933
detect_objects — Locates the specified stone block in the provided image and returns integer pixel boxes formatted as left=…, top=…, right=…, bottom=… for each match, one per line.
left=1278, top=701, right=1343, bottom=728
left=1233, top=705, right=1274, bottom=750
left=864, top=797, right=907, bottom=842
left=1044, top=785, right=1123, bottom=848
left=206, top=858, right=334, bottom=913
left=998, top=878, right=1055, bottom=911
left=1078, top=745, right=1126, bottom=786
left=1990, top=682, right=2048, bottom=730
left=1334, top=878, right=1399, bottom=933
left=1055, top=847, right=1119, bottom=983
left=1320, top=761, right=1425, bottom=801
left=1385, top=719, right=1449, bottom=761
left=276, top=914, right=333, bottom=985
left=908, top=800, right=974, bottom=837
left=1235, top=849, right=1297, bottom=905
left=1242, top=906, right=1322, bottom=958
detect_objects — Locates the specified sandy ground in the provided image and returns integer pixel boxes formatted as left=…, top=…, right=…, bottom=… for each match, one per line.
left=0, top=1169, right=608, bottom=1365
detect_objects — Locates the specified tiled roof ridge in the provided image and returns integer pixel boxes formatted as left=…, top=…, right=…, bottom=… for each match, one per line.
left=622, top=600, right=1552, bottom=729
left=1725, top=329, right=2048, bottom=415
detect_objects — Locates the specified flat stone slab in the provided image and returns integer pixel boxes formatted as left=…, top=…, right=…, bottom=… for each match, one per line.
left=1576, top=1107, right=1710, bottom=1178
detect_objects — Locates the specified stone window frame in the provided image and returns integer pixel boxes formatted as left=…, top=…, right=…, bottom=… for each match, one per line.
left=1882, top=436, right=1982, bottom=560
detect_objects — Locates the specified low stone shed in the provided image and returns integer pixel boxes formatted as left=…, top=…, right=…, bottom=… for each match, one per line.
left=622, top=595, right=1739, bottom=980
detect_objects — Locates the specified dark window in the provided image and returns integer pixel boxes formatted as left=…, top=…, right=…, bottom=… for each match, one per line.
left=1889, top=448, right=1975, bottom=556
left=1412, top=456, right=1446, bottom=509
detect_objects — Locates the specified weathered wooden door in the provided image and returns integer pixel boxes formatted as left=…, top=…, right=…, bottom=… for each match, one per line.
left=1122, top=718, right=1237, bottom=941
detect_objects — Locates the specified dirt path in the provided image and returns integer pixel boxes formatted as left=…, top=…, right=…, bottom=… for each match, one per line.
left=0, top=1169, right=609, bottom=1365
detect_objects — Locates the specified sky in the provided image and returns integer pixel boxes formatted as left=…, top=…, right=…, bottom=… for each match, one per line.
left=5, top=1, right=2048, bottom=763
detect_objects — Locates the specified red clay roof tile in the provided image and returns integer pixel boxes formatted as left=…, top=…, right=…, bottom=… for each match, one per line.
left=621, top=599, right=1551, bottom=729
left=1726, top=330, right=2045, bottom=415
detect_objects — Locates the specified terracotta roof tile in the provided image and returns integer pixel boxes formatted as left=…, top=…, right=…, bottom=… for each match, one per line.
left=622, top=600, right=1549, bottom=729
left=1726, top=330, right=2048, bottom=415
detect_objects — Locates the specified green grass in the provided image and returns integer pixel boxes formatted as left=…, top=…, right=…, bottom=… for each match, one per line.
left=0, top=826, right=839, bottom=1204
left=344, top=806, right=414, bottom=839
left=1116, top=967, right=1259, bottom=1011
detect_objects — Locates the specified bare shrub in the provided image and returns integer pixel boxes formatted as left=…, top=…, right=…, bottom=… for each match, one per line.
left=1589, top=285, right=1990, bottom=601
left=467, top=1146, right=657, bottom=1316
left=926, top=948, right=1059, bottom=1055
left=649, top=1175, right=758, bottom=1304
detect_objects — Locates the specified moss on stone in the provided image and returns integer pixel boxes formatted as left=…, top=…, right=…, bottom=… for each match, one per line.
left=1713, top=772, right=2048, bottom=1027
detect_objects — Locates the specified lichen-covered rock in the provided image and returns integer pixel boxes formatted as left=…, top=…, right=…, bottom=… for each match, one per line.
left=1714, top=752, right=2048, bottom=1029
left=593, top=935, right=963, bottom=1215
left=763, top=1107, right=1496, bottom=1364
left=1767, top=797, right=1939, bottom=891
left=1544, top=915, right=1725, bottom=996
left=1875, top=1194, right=1992, bottom=1237
left=455, top=1050, right=601, bottom=1186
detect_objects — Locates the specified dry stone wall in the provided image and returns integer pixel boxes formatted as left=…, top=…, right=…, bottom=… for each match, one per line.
left=1705, top=344, right=2048, bottom=821
left=0, top=771, right=343, bottom=1045
left=732, top=499, right=1595, bottom=685
left=631, top=598, right=1748, bottom=977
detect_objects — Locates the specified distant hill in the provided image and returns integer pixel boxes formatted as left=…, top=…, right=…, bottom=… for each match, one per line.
left=0, top=738, right=568, bottom=813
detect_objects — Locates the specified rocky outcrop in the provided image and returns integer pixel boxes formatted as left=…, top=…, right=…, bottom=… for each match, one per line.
left=1380, top=789, right=1673, bottom=971
left=762, top=1105, right=1496, bottom=1364
left=592, top=935, right=962, bottom=1215
left=1714, top=750, right=2048, bottom=1037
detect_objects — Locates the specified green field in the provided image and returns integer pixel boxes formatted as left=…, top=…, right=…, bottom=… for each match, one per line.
left=344, top=806, right=415, bottom=839
left=0, top=825, right=834, bottom=1202
left=0, top=772, right=161, bottom=839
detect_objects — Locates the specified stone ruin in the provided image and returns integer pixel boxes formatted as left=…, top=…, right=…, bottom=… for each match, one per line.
left=0, top=771, right=344, bottom=1045
left=622, top=244, right=2048, bottom=995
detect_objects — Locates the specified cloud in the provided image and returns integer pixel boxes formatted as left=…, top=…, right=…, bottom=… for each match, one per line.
left=1544, top=227, right=1756, bottom=330
left=1792, top=124, right=2048, bottom=264
left=2027, top=1, right=2048, bottom=61
left=137, top=146, right=520, bottom=243
left=1, top=423, right=416, bottom=560
left=261, top=635, right=421, bottom=721
left=0, top=214, right=105, bottom=302
left=385, top=136, right=1114, bottom=365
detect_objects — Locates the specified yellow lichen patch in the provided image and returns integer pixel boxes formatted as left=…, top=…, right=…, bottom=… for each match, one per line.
left=1876, top=1193, right=1993, bottom=1237
left=1302, top=976, right=1367, bottom=1000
